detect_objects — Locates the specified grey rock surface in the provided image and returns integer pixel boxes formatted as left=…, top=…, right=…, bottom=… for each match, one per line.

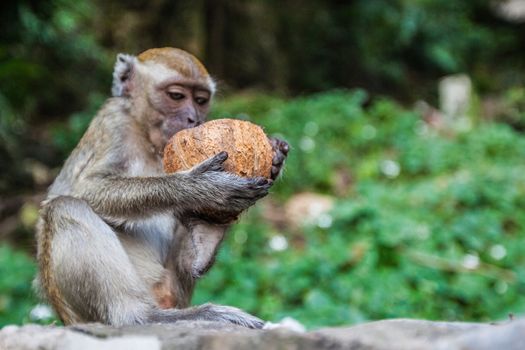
left=0, top=318, right=522, bottom=350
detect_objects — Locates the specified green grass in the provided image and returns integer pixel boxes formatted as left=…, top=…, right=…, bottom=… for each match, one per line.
left=0, top=245, right=38, bottom=325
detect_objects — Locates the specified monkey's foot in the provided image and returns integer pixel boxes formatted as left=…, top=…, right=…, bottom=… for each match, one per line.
left=196, top=304, right=265, bottom=329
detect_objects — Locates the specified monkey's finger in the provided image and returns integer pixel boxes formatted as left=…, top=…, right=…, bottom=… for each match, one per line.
left=270, top=138, right=290, bottom=155
left=243, top=178, right=272, bottom=197
left=230, top=184, right=270, bottom=202
left=248, top=177, right=273, bottom=191
left=193, top=151, right=229, bottom=173
left=278, top=139, right=290, bottom=155
left=271, top=145, right=287, bottom=179
left=209, top=151, right=228, bottom=165
left=272, top=150, right=286, bottom=166
left=271, top=165, right=282, bottom=180
left=253, top=177, right=272, bottom=186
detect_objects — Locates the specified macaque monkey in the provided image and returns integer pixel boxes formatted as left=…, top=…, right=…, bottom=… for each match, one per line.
left=35, top=47, right=289, bottom=328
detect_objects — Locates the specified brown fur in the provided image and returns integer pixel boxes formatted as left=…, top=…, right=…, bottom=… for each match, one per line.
left=37, top=215, right=69, bottom=323
left=138, top=47, right=210, bottom=80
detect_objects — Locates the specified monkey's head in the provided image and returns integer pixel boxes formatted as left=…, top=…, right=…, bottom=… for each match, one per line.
left=112, top=47, right=216, bottom=151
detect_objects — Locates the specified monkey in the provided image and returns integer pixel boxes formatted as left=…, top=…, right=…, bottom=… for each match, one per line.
left=34, top=47, right=289, bottom=328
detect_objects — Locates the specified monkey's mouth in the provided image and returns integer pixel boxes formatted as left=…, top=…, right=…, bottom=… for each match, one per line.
left=163, top=124, right=186, bottom=139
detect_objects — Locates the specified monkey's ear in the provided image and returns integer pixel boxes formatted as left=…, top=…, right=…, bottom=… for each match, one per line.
left=112, top=53, right=136, bottom=97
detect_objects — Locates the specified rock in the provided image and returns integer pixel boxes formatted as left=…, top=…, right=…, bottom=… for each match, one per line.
left=439, top=74, right=472, bottom=125
left=284, top=192, right=335, bottom=229
left=1, top=318, right=523, bottom=350
left=496, top=0, right=525, bottom=22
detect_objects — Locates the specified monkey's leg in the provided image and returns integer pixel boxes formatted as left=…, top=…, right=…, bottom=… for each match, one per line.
left=160, top=224, right=264, bottom=329
left=38, top=195, right=155, bottom=325
left=165, top=223, right=228, bottom=307
left=39, top=196, right=263, bottom=328
left=183, top=223, right=228, bottom=278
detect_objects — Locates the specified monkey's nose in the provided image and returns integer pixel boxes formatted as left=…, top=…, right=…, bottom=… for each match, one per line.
left=187, top=116, right=196, bottom=125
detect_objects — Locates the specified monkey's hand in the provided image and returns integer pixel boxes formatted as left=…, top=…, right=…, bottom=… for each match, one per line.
left=177, top=151, right=272, bottom=224
left=269, top=137, right=290, bottom=180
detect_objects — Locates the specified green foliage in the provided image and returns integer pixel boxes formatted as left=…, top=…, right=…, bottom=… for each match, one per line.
left=279, top=0, right=524, bottom=98
left=497, top=87, right=525, bottom=131
left=0, top=0, right=113, bottom=192
left=351, top=1, right=504, bottom=76
left=50, top=93, right=106, bottom=158
left=194, top=90, right=525, bottom=328
left=0, top=245, right=38, bottom=326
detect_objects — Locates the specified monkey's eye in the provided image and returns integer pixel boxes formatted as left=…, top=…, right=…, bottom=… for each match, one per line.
left=195, top=97, right=209, bottom=106
left=167, top=92, right=185, bottom=101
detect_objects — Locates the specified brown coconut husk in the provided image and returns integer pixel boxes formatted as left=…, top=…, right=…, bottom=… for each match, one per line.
left=163, top=118, right=273, bottom=178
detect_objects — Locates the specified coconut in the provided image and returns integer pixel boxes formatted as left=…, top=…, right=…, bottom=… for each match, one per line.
left=163, top=118, right=273, bottom=178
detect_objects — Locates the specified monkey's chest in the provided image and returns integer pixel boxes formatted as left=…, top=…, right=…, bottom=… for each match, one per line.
left=120, top=212, right=176, bottom=245
left=118, top=213, right=177, bottom=276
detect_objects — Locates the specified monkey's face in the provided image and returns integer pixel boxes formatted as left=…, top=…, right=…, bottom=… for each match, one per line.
left=130, top=49, right=215, bottom=152
left=141, top=79, right=211, bottom=152
left=157, top=80, right=210, bottom=135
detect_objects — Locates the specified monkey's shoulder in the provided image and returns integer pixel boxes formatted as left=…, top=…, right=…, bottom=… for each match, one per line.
left=48, top=98, right=156, bottom=196
left=80, top=99, right=131, bottom=145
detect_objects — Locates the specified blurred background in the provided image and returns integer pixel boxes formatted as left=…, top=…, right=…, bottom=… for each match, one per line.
left=2, top=0, right=525, bottom=328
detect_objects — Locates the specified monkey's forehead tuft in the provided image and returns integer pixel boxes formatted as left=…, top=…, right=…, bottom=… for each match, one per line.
left=138, top=47, right=210, bottom=79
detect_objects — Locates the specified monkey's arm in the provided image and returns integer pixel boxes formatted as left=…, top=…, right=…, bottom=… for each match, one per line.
left=77, top=152, right=271, bottom=220
left=78, top=173, right=189, bottom=218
